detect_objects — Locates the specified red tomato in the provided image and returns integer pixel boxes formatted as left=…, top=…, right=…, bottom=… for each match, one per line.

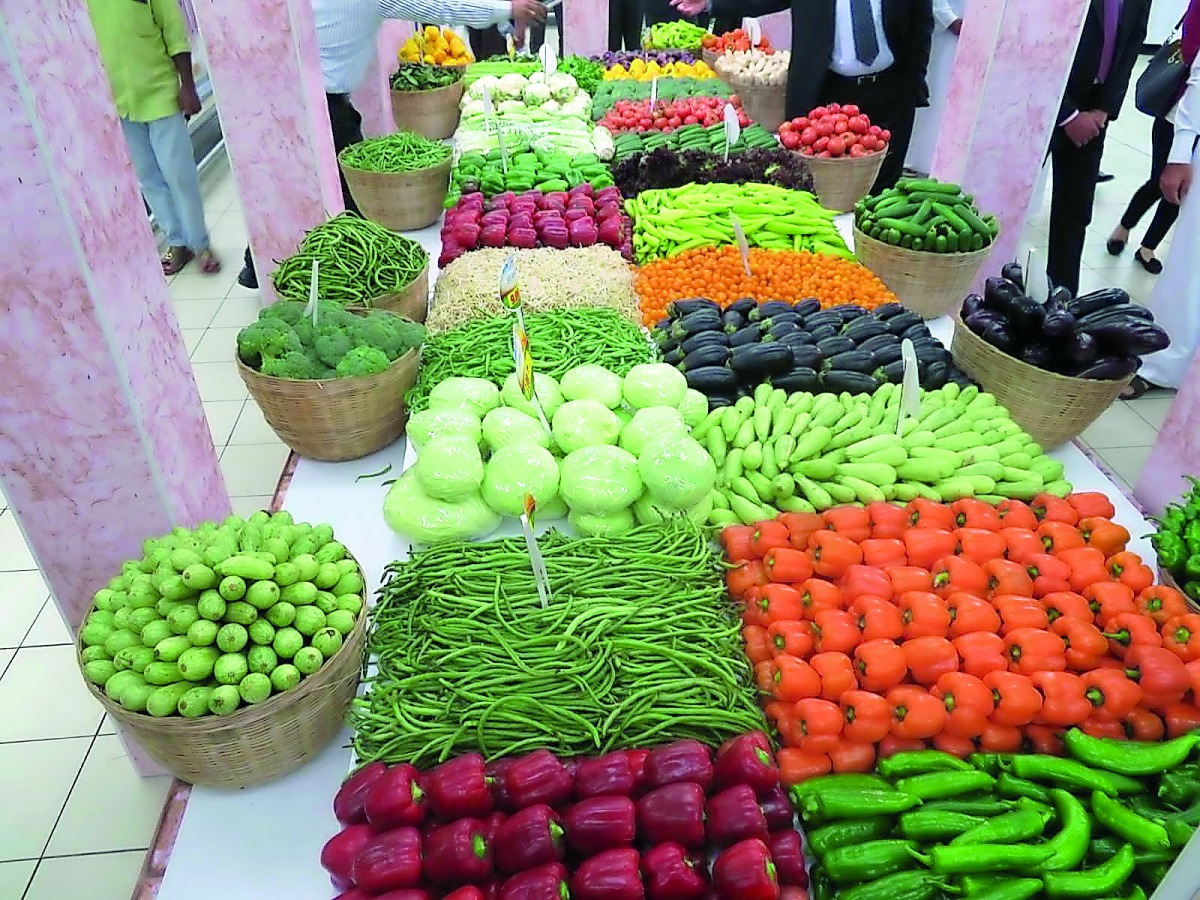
left=848, top=143, right=867, bottom=157
left=827, top=102, right=841, bottom=113
left=781, top=131, right=801, bottom=150
left=880, top=129, right=892, bottom=143
left=842, top=104, right=860, bottom=116
left=813, top=136, right=830, bottom=153
left=811, top=106, right=830, bottom=118
left=828, top=136, right=845, bottom=157
left=816, top=120, right=835, bottom=137
left=848, top=116, right=869, bottom=134
left=684, top=114, right=699, bottom=124
left=779, top=122, right=793, bottom=134
left=794, top=116, right=809, bottom=129
left=817, top=150, right=832, bottom=157
left=869, top=124, right=882, bottom=136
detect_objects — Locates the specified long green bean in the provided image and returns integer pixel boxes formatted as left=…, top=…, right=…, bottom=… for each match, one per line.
left=405, top=307, right=658, bottom=412
left=351, top=521, right=765, bottom=767
left=338, top=130, right=452, bottom=173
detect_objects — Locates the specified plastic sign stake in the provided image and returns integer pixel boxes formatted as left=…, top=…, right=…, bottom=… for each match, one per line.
left=539, top=42, right=558, bottom=77
left=305, top=259, right=320, bottom=326
left=481, top=85, right=508, bottom=173
left=650, top=77, right=658, bottom=110
left=743, top=17, right=762, bottom=46
left=730, top=214, right=752, bottom=276
left=520, top=495, right=553, bottom=608
left=723, top=103, right=741, bottom=162
left=896, top=338, right=921, bottom=435
left=500, top=254, right=551, bottom=433
left=506, top=32, right=516, bottom=59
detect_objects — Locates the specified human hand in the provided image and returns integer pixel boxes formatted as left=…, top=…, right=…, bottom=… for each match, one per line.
left=1088, top=109, right=1109, bottom=128
left=178, top=83, right=201, bottom=118
left=948, top=18, right=963, bottom=35
left=511, top=0, right=547, bottom=27
left=1063, top=113, right=1101, bottom=147
left=1161, top=162, right=1193, bottom=205
left=670, top=0, right=710, bottom=16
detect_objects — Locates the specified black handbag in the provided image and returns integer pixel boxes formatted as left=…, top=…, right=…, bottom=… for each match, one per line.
left=1136, top=18, right=1187, bottom=118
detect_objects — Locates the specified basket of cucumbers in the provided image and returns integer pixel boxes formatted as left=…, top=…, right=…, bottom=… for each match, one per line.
left=74, top=510, right=367, bottom=788
left=853, top=177, right=1000, bottom=319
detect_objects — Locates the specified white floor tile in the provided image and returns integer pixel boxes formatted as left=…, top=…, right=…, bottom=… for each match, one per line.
left=168, top=272, right=231, bottom=303
left=21, top=600, right=73, bottom=648
left=0, top=570, right=48, bottom=649
left=0, top=511, right=37, bottom=570
left=46, top=735, right=171, bottom=856
left=1096, top=444, right=1155, bottom=487
left=0, top=646, right=104, bottom=742
left=179, top=327, right=206, bottom=356
left=24, top=849, right=147, bottom=900
left=0, top=737, right=92, bottom=861
left=210, top=294, right=264, bottom=329
left=1080, top=402, right=1159, bottom=450
left=230, top=495, right=275, bottom=519
left=219, top=442, right=291, bottom=497
left=1127, top=395, right=1176, bottom=431
left=0, top=859, right=35, bottom=897
left=229, top=401, right=280, bottom=445
left=190, top=361, right=249, bottom=403
left=191, top=326, right=243, bottom=365
left=203, top=400, right=245, bottom=447
left=0, top=649, right=13, bottom=680
left=170, top=298, right=220, bottom=331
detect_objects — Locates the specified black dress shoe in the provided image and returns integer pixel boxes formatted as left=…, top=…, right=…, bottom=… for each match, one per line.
left=1106, top=238, right=1126, bottom=256
left=1135, top=248, right=1163, bottom=274
left=237, top=264, right=259, bottom=290
left=1097, top=171, right=1115, bottom=184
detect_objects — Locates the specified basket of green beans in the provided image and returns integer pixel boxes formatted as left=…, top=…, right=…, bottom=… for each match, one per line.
left=338, top=131, right=454, bottom=231
left=389, top=64, right=465, bottom=140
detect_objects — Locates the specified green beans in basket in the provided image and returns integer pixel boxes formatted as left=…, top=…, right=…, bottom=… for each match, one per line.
left=338, top=130, right=452, bottom=173
left=351, top=520, right=765, bottom=767
left=270, top=213, right=428, bottom=305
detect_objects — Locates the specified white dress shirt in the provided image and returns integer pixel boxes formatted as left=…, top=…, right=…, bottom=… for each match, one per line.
left=1169, top=56, right=1200, bottom=164
left=830, top=0, right=896, bottom=77
left=314, top=0, right=512, bottom=95
left=932, top=0, right=963, bottom=31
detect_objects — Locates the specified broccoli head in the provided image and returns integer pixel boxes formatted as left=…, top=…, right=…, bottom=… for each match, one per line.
left=335, top=346, right=391, bottom=378
left=291, top=317, right=316, bottom=348
left=261, top=350, right=324, bottom=380
left=357, top=313, right=426, bottom=361
left=237, top=318, right=301, bottom=366
left=259, top=301, right=309, bottom=326
left=314, top=326, right=355, bottom=368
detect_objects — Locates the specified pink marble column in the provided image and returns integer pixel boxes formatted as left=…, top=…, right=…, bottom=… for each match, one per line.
left=353, top=19, right=417, bottom=138
left=564, top=0, right=609, bottom=57
left=759, top=12, right=792, bottom=49
left=190, top=0, right=343, bottom=304
left=0, top=5, right=231, bottom=772
left=1136, top=351, right=1200, bottom=516
left=930, top=0, right=1089, bottom=279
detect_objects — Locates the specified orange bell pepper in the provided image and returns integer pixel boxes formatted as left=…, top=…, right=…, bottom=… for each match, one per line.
left=727, top=559, right=768, bottom=601
left=852, top=595, right=905, bottom=642
left=1031, top=671, right=1091, bottom=726
left=1124, top=645, right=1192, bottom=707
left=853, top=638, right=909, bottom=692
left=951, top=498, right=1002, bottom=531
left=932, top=732, right=978, bottom=759
left=995, top=596, right=1051, bottom=636
left=867, top=501, right=909, bottom=540
left=1031, top=493, right=1080, bottom=525
left=750, top=519, right=791, bottom=557
left=810, top=651, right=858, bottom=702
left=822, top=506, right=872, bottom=543
left=1078, top=516, right=1130, bottom=557
left=1106, top=551, right=1155, bottom=594
left=1081, top=667, right=1143, bottom=720
left=977, top=721, right=1024, bottom=752
left=721, top=525, right=757, bottom=563
left=907, top=498, right=956, bottom=531
left=885, top=565, right=934, bottom=595
left=776, top=748, right=831, bottom=786
left=772, top=655, right=823, bottom=702
left=1102, top=611, right=1164, bottom=658
left=1162, top=613, right=1200, bottom=662
left=954, top=631, right=1008, bottom=679
left=947, top=592, right=1002, bottom=639
left=904, top=528, right=958, bottom=570
left=759, top=583, right=805, bottom=625
left=954, top=528, right=1009, bottom=566
left=1136, top=586, right=1190, bottom=627
left=861, top=538, right=908, bottom=569
left=886, top=685, right=947, bottom=740
left=1005, top=627, right=1067, bottom=675
left=901, top=591, right=953, bottom=640
left=1066, top=491, right=1116, bottom=520
left=983, top=559, right=1035, bottom=598
left=829, top=741, right=877, bottom=773
left=1052, top=618, right=1109, bottom=671
left=1040, top=591, right=1093, bottom=627
left=742, top=625, right=773, bottom=664
left=839, top=564, right=894, bottom=604
left=807, top=531, right=863, bottom=579
left=903, top=635, right=960, bottom=686
left=1023, top=723, right=1066, bottom=755
left=1161, top=702, right=1200, bottom=738
left=932, top=671, right=992, bottom=739
left=778, top=512, right=823, bottom=549
left=764, top=546, right=814, bottom=584
left=794, top=697, right=844, bottom=754
left=1083, top=580, right=1137, bottom=622
left=840, top=688, right=893, bottom=744
left=998, top=527, right=1045, bottom=565
left=767, top=620, right=815, bottom=658
left=1038, top=521, right=1086, bottom=555
left=1121, top=706, right=1166, bottom=741
left=1025, top=552, right=1074, bottom=598
left=799, top=578, right=842, bottom=617
left=931, top=555, right=989, bottom=598
left=983, top=670, right=1044, bottom=726
left=995, top=499, right=1040, bottom=532
left=1080, top=717, right=1126, bottom=739
left=1060, top=547, right=1112, bottom=594
left=812, top=609, right=861, bottom=654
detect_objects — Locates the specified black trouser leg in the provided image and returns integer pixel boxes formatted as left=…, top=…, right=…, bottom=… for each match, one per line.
left=1047, top=129, right=1106, bottom=296
left=712, top=15, right=740, bottom=33
left=1139, top=116, right=1180, bottom=250
left=819, top=72, right=915, bottom=192
left=469, top=27, right=508, bottom=61
left=642, top=0, right=680, bottom=27
left=327, top=93, right=364, bottom=215
left=609, top=0, right=643, bottom=51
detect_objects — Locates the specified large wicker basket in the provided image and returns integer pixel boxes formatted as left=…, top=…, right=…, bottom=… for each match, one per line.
left=854, top=225, right=994, bottom=319
left=729, top=79, right=787, bottom=131
left=1158, top=567, right=1200, bottom=611
left=340, top=155, right=452, bottom=232
left=803, top=150, right=886, bottom=212
left=702, top=48, right=720, bottom=69
left=370, top=263, right=429, bottom=323
left=390, top=79, right=465, bottom=140
left=239, top=309, right=421, bottom=462
left=78, top=585, right=367, bottom=789
left=950, top=315, right=1133, bottom=448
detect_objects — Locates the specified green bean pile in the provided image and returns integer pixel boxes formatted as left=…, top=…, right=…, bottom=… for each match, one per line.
left=338, top=130, right=452, bottom=173
left=405, top=307, right=658, bottom=413
left=270, top=213, right=428, bottom=305
left=352, top=521, right=764, bottom=767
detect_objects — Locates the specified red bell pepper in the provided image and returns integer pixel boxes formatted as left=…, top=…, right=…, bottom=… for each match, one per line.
left=333, top=890, right=375, bottom=900
left=641, top=842, right=709, bottom=899
left=503, top=750, right=574, bottom=811
left=482, top=811, right=509, bottom=844
left=365, top=763, right=428, bottom=830
left=445, top=890, right=488, bottom=900
left=571, top=848, right=646, bottom=900
left=425, top=754, right=495, bottom=819
left=706, top=784, right=770, bottom=846
left=425, top=818, right=494, bottom=888
left=575, top=750, right=639, bottom=799
left=767, top=831, right=808, bottom=888
left=487, top=758, right=517, bottom=810
left=714, top=731, right=779, bottom=794
left=712, top=838, right=780, bottom=900
left=321, top=824, right=374, bottom=885
left=564, top=795, right=637, bottom=855
left=757, top=786, right=794, bottom=831
left=369, top=891, right=432, bottom=900
left=779, top=888, right=809, bottom=900
left=1124, top=645, right=1192, bottom=706
left=627, top=749, right=649, bottom=791
left=636, top=782, right=707, bottom=849
left=642, top=740, right=714, bottom=792
left=499, top=862, right=571, bottom=900
left=494, top=804, right=565, bottom=874
left=334, top=762, right=387, bottom=826
left=351, top=827, right=424, bottom=894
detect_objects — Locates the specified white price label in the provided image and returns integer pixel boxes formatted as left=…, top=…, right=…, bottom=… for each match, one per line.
left=519, top=501, right=553, bottom=609
left=650, top=77, right=658, bottom=109
left=305, top=259, right=320, bottom=325
left=896, top=338, right=922, bottom=435
left=723, top=103, right=741, bottom=161
left=731, top=214, right=752, bottom=277
left=539, top=42, right=558, bottom=76
left=481, top=83, right=494, bottom=117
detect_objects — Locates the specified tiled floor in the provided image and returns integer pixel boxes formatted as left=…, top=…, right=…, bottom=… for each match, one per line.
left=0, top=64, right=1188, bottom=898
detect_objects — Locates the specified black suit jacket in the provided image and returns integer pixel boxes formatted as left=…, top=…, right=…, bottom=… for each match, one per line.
left=1059, top=0, right=1150, bottom=123
left=712, top=0, right=934, bottom=117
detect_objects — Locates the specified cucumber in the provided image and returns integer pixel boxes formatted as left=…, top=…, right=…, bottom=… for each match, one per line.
left=216, top=555, right=275, bottom=582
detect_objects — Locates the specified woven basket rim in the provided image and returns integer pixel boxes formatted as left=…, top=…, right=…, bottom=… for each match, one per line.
left=951, top=315, right=1132, bottom=385
left=389, top=79, right=465, bottom=95
left=802, top=148, right=887, bottom=163
left=336, top=151, right=453, bottom=176
left=854, top=222, right=996, bottom=260
left=274, top=269, right=428, bottom=307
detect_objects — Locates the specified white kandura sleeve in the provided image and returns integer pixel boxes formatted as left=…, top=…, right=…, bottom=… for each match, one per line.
left=1169, top=57, right=1200, bottom=165
left=933, top=0, right=959, bottom=31
left=378, top=0, right=512, bottom=29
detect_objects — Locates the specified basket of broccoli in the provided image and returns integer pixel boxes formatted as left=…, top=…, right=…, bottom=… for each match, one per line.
left=236, top=301, right=426, bottom=462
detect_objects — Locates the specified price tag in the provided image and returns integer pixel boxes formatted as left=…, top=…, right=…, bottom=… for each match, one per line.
left=723, top=103, right=741, bottom=162
left=304, top=258, right=320, bottom=326
left=730, top=214, right=752, bottom=276
left=520, top=495, right=553, bottom=608
left=743, top=17, right=762, bottom=46
left=506, top=32, right=516, bottom=59
left=896, top=338, right=922, bottom=436
left=649, top=76, right=658, bottom=109
left=500, top=255, right=551, bottom=432
left=539, top=42, right=558, bottom=76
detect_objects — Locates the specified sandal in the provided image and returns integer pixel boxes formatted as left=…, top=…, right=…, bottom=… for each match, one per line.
left=196, top=249, right=222, bottom=275
left=1121, top=375, right=1167, bottom=400
left=161, top=246, right=194, bottom=276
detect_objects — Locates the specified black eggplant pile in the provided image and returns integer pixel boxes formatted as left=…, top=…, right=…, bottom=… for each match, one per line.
left=960, top=263, right=1171, bottom=381
left=652, top=298, right=971, bottom=408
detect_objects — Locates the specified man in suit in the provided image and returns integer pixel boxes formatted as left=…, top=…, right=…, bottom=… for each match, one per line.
left=672, top=0, right=933, bottom=190
left=1047, top=0, right=1149, bottom=295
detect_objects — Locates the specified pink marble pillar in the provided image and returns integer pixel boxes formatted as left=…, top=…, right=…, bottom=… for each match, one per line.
left=759, top=12, right=792, bottom=49
left=1136, top=351, right=1200, bottom=516
left=353, top=19, right=417, bottom=138
left=930, top=0, right=1089, bottom=278
left=0, top=4, right=231, bottom=771
left=190, top=0, right=343, bottom=304
left=564, top=0, right=609, bottom=57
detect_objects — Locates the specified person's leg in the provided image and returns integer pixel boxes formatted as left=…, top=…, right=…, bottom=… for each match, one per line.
left=873, top=104, right=916, bottom=192
left=1134, top=117, right=1180, bottom=268
left=122, top=118, right=186, bottom=257
left=327, top=94, right=365, bottom=215
left=642, top=0, right=678, bottom=27
left=712, top=14, right=740, bottom=34
left=624, top=0, right=644, bottom=50
left=1046, top=132, right=1104, bottom=295
left=148, top=112, right=219, bottom=272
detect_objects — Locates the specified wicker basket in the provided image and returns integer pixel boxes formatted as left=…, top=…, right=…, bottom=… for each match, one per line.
left=1158, top=567, right=1200, bottom=611
left=803, top=150, right=886, bottom=212
left=370, top=263, right=429, bottom=323
left=340, top=156, right=452, bottom=232
left=239, top=309, right=421, bottom=462
left=853, top=225, right=994, bottom=319
left=950, top=315, right=1133, bottom=448
left=729, top=79, right=787, bottom=131
left=78, top=587, right=367, bottom=789
left=390, top=79, right=465, bottom=140
left=702, top=48, right=720, bottom=70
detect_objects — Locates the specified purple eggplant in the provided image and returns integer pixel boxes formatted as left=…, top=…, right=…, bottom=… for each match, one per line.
left=976, top=319, right=1017, bottom=354
left=1077, top=319, right=1170, bottom=355
left=1041, top=302, right=1077, bottom=339
left=729, top=343, right=794, bottom=377
left=728, top=323, right=764, bottom=347
left=1065, top=287, right=1129, bottom=318
left=1076, top=303, right=1155, bottom=326
left=1072, top=356, right=1142, bottom=380
left=792, top=298, right=822, bottom=317
left=681, top=344, right=731, bottom=371
left=1020, top=342, right=1058, bottom=371
left=680, top=330, right=729, bottom=354
left=961, top=293, right=986, bottom=319
left=1001, top=262, right=1026, bottom=290
left=1067, top=332, right=1100, bottom=366
left=749, top=300, right=796, bottom=322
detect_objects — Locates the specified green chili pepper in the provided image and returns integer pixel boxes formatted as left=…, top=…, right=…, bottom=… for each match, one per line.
left=1186, top=553, right=1200, bottom=578
left=966, top=877, right=1043, bottom=900
left=1090, top=790, right=1171, bottom=852
left=1132, top=847, right=1176, bottom=865
left=809, top=866, right=834, bottom=900
left=1042, top=788, right=1093, bottom=872
left=919, top=842, right=1054, bottom=875
left=1135, top=861, right=1171, bottom=892
left=808, top=817, right=894, bottom=857
left=967, top=753, right=1013, bottom=775
left=951, top=798, right=1052, bottom=846
left=1043, top=844, right=1135, bottom=898
left=1062, top=727, right=1200, bottom=777
left=1165, top=816, right=1195, bottom=848
left=839, top=870, right=952, bottom=900
left=1156, top=769, right=1200, bottom=807
left=878, top=750, right=973, bottom=780
left=995, top=773, right=1053, bottom=804
left=959, top=875, right=1005, bottom=894
left=1099, top=888, right=1146, bottom=900
left=899, top=809, right=983, bottom=842
left=1152, top=531, right=1187, bottom=571
left=1010, top=753, right=1145, bottom=796
left=790, top=773, right=891, bottom=801
left=823, top=840, right=919, bottom=882
left=895, top=770, right=996, bottom=801
left=1186, top=579, right=1200, bottom=600
left=922, top=796, right=1017, bottom=816
left=800, top=788, right=922, bottom=823
left=1087, top=836, right=1122, bottom=862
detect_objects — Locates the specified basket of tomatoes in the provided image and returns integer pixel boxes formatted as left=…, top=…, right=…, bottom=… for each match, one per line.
left=778, top=103, right=891, bottom=212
